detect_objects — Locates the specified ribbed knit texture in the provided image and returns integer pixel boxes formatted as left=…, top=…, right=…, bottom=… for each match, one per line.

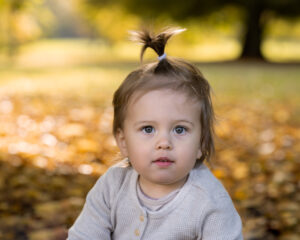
left=68, top=161, right=243, bottom=240
left=137, top=180, right=181, bottom=211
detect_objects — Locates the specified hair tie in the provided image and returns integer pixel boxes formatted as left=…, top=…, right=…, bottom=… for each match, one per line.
left=158, top=53, right=167, bottom=61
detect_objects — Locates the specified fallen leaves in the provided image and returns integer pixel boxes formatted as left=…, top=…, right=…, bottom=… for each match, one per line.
left=212, top=100, right=299, bottom=239
left=0, top=159, right=98, bottom=240
left=0, top=95, right=118, bottom=175
left=0, top=94, right=299, bottom=240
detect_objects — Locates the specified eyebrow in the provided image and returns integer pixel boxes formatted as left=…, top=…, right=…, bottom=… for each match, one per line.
left=134, top=120, right=195, bottom=127
left=134, top=121, right=154, bottom=127
left=176, top=120, right=195, bottom=127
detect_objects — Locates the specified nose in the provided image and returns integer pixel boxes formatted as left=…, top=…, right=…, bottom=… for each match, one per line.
left=155, top=133, right=172, bottom=150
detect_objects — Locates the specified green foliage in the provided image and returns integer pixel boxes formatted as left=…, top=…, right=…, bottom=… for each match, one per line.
left=0, top=0, right=48, bottom=56
left=83, top=0, right=300, bottom=59
left=77, top=1, right=142, bottom=43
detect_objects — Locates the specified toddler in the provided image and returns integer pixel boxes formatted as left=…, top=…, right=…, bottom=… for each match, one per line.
left=68, top=27, right=243, bottom=240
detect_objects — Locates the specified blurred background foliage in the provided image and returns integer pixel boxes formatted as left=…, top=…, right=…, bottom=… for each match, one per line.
left=0, top=0, right=299, bottom=61
left=0, top=0, right=299, bottom=240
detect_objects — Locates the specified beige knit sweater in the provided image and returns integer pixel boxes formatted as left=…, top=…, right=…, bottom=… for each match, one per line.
left=68, top=162, right=243, bottom=240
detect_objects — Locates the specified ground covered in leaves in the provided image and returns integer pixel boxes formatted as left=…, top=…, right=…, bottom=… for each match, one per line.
left=0, top=61, right=299, bottom=240
left=0, top=93, right=298, bottom=240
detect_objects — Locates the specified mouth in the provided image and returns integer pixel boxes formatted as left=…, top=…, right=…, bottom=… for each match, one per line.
left=153, top=157, right=174, bottom=167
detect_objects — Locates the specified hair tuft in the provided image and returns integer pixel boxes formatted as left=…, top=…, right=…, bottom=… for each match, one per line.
left=129, top=27, right=186, bottom=62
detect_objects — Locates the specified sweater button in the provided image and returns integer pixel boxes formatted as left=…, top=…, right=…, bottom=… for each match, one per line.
left=140, top=215, right=144, bottom=222
left=135, top=229, right=140, bottom=236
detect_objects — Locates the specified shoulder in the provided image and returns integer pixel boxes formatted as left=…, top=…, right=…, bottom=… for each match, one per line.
left=91, top=159, right=134, bottom=197
left=189, top=164, right=231, bottom=201
left=188, top=165, right=243, bottom=238
left=101, top=159, right=133, bottom=185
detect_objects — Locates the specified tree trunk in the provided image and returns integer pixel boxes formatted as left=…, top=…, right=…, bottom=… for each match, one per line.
left=240, top=1, right=264, bottom=59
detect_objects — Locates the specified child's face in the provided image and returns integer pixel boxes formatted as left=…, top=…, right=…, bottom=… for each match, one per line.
left=116, top=89, right=202, bottom=195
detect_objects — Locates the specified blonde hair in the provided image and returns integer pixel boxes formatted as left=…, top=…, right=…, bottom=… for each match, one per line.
left=112, top=27, right=215, bottom=163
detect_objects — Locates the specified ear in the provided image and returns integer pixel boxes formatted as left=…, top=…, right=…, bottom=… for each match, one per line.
left=196, top=148, right=202, bottom=160
left=115, top=128, right=128, bottom=157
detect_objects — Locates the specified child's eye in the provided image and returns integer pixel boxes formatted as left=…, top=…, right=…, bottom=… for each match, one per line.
left=174, top=126, right=187, bottom=135
left=142, top=126, right=155, bottom=134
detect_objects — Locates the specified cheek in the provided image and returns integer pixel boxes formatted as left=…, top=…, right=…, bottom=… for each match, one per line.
left=176, top=135, right=201, bottom=156
left=126, top=138, right=149, bottom=157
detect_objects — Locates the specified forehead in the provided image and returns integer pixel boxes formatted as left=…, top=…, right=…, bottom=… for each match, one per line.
left=126, top=89, right=201, bottom=118
left=131, top=88, right=198, bottom=104
left=135, top=74, right=201, bottom=99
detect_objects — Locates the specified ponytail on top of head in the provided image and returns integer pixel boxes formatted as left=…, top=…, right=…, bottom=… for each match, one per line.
left=129, top=27, right=186, bottom=63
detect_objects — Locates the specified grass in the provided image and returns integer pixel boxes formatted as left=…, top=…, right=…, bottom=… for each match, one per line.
left=0, top=38, right=299, bottom=117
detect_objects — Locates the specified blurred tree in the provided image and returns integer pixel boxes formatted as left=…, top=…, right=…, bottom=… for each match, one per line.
left=44, top=0, right=93, bottom=38
left=77, top=1, right=141, bottom=43
left=0, top=0, right=48, bottom=56
left=85, top=0, right=300, bottom=60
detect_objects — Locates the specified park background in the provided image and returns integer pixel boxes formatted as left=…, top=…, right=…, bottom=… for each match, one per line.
left=0, top=0, right=299, bottom=239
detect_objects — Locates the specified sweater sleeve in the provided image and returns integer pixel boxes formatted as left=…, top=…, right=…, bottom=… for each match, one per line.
left=199, top=195, right=243, bottom=240
left=67, top=170, right=114, bottom=240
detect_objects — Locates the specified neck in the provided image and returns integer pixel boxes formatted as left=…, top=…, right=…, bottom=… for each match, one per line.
left=138, top=175, right=188, bottom=199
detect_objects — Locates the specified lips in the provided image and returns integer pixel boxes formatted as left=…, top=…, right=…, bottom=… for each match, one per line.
left=154, top=157, right=173, bottom=162
left=153, top=157, right=174, bottom=167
